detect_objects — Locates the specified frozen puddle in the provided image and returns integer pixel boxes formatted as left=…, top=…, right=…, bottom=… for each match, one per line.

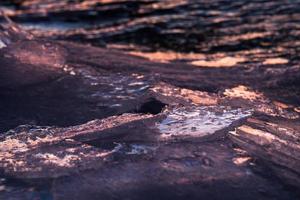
left=158, top=106, right=252, bottom=139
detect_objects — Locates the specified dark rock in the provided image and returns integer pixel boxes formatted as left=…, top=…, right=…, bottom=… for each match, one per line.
left=0, top=106, right=253, bottom=179
left=52, top=141, right=297, bottom=200
left=229, top=116, right=300, bottom=188
left=0, top=1, right=300, bottom=199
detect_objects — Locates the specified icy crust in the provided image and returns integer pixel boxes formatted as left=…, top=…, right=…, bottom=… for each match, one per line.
left=158, top=106, right=253, bottom=140
left=0, top=114, right=154, bottom=179
left=0, top=106, right=253, bottom=179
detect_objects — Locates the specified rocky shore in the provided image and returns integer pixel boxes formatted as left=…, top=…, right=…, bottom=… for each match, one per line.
left=0, top=1, right=300, bottom=199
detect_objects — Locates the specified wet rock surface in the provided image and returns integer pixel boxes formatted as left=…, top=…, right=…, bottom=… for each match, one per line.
left=0, top=0, right=300, bottom=199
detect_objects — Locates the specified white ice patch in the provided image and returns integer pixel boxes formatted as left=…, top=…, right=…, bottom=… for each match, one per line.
left=0, top=39, right=7, bottom=49
left=158, top=106, right=252, bottom=139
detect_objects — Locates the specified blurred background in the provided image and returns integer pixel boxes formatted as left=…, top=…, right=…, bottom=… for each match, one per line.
left=1, top=0, right=300, bottom=65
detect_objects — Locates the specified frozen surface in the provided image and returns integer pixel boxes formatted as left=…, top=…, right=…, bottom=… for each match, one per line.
left=158, top=106, right=252, bottom=139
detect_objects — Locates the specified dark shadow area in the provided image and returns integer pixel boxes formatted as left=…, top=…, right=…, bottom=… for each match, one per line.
left=135, top=98, right=167, bottom=115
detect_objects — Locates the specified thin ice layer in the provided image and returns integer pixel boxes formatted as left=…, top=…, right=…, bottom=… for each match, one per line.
left=158, top=106, right=252, bottom=139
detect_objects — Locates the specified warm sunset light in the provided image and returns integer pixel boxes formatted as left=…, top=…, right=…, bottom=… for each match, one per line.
left=0, top=1, right=299, bottom=200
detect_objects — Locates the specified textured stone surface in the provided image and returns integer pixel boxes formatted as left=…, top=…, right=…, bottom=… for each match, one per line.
left=0, top=0, right=300, bottom=199
left=229, top=116, right=300, bottom=188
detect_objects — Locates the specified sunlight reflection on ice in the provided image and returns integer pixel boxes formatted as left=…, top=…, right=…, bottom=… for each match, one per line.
left=158, top=106, right=252, bottom=139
